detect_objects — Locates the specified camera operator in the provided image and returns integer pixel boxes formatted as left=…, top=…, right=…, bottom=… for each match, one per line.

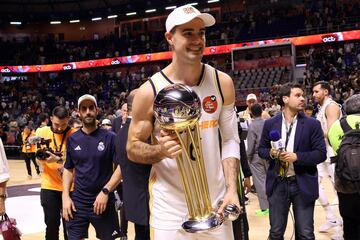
left=35, top=106, right=76, bottom=240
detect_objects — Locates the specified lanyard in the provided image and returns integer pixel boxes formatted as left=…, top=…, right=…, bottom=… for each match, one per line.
left=282, top=113, right=297, bottom=151
left=52, top=132, right=66, bottom=153
left=285, top=122, right=294, bottom=151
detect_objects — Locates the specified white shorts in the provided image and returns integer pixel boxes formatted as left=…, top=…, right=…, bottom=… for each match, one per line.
left=317, top=161, right=334, bottom=179
left=151, top=220, right=234, bottom=240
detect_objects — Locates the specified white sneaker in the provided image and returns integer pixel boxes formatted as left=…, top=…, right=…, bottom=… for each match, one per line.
left=318, top=219, right=342, bottom=233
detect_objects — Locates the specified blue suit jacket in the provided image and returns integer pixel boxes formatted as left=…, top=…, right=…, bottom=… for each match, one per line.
left=258, top=112, right=326, bottom=202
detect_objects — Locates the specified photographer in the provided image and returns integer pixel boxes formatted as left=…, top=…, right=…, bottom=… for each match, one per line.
left=21, top=125, right=40, bottom=180
left=35, top=106, right=76, bottom=240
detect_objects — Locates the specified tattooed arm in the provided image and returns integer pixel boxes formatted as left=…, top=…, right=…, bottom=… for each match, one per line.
left=126, top=81, right=182, bottom=164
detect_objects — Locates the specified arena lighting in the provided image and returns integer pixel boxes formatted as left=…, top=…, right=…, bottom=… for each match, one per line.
left=10, top=21, right=22, bottom=25
left=189, top=2, right=199, bottom=6
left=126, top=12, right=137, bottom=16
left=91, top=17, right=102, bottom=21
left=208, top=0, right=220, bottom=3
left=165, top=6, right=176, bottom=10
left=145, top=9, right=156, bottom=13
left=69, top=19, right=80, bottom=23
left=50, top=21, right=61, bottom=24
left=107, top=15, right=118, bottom=19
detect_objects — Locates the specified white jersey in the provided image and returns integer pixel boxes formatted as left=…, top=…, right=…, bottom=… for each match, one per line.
left=149, top=64, right=228, bottom=230
left=316, top=98, right=342, bottom=159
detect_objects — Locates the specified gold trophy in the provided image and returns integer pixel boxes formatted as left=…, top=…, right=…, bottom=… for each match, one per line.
left=153, top=84, right=240, bottom=233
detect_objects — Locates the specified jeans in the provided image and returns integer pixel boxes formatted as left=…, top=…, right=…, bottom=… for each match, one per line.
left=268, top=177, right=315, bottom=240
left=40, top=189, right=68, bottom=240
left=338, top=192, right=360, bottom=240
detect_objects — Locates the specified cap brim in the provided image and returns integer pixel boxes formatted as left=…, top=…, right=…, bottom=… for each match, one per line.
left=197, top=13, right=216, bottom=27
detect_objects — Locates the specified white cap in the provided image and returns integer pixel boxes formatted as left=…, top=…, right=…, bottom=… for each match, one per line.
left=101, top=119, right=112, bottom=126
left=165, top=4, right=216, bottom=32
left=246, top=93, right=257, bottom=101
left=78, top=94, right=97, bottom=109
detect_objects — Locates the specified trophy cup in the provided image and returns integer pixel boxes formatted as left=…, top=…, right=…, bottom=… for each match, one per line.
left=153, top=84, right=240, bottom=233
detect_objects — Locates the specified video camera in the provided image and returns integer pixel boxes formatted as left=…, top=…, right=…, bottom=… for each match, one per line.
left=28, top=136, right=62, bottom=160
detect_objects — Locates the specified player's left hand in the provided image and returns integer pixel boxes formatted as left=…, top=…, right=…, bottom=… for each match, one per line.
left=93, top=192, right=108, bottom=215
left=45, top=151, right=61, bottom=163
left=216, top=189, right=240, bottom=218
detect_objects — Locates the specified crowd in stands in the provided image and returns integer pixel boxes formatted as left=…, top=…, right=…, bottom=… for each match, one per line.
left=1, top=41, right=359, bottom=152
left=0, top=62, right=166, bottom=149
left=302, top=41, right=360, bottom=104
left=0, top=0, right=359, bottom=66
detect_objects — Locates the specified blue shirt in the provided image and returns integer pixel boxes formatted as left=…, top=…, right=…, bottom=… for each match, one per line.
left=65, top=128, right=118, bottom=207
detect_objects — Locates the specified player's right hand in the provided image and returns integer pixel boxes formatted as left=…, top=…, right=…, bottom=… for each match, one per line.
left=159, top=130, right=182, bottom=159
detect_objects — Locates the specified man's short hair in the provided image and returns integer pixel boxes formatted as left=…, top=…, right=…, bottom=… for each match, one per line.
left=52, top=106, right=69, bottom=119
left=69, top=117, right=82, bottom=127
left=313, top=81, right=331, bottom=95
left=277, top=83, right=304, bottom=107
left=250, top=103, right=263, bottom=118
left=344, top=94, right=360, bottom=115
left=38, top=113, right=48, bottom=122
left=304, top=104, right=314, bottom=111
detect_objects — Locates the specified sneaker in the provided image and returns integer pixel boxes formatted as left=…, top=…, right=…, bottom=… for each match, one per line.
left=318, top=219, right=342, bottom=233
left=255, top=209, right=269, bottom=216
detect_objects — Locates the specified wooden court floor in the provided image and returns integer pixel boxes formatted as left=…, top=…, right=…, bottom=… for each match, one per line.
left=5, top=160, right=338, bottom=240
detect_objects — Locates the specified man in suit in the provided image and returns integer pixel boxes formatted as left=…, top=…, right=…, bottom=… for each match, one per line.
left=115, top=89, right=151, bottom=240
left=258, top=83, right=327, bottom=239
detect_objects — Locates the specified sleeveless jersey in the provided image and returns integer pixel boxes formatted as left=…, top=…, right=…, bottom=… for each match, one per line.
left=148, top=64, right=227, bottom=230
left=316, top=98, right=342, bottom=159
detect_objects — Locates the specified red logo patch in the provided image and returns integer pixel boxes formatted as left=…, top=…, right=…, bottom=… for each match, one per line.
left=202, top=95, right=217, bottom=114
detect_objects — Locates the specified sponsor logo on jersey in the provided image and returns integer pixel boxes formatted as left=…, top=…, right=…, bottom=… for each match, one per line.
left=98, top=141, right=105, bottom=151
left=202, top=95, right=218, bottom=113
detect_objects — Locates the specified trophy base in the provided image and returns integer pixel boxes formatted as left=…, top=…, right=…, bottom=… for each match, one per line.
left=182, top=213, right=222, bottom=233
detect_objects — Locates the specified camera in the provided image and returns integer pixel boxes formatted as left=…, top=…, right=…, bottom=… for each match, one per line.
left=28, top=137, right=62, bottom=160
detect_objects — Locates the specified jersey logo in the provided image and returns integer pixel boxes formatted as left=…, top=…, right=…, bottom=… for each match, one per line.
left=74, top=145, right=81, bottom=151
left=202, top=95, right=217, bottom=114
left=98, top=142, right=105, bottom=151
left=112, top=230, right=118, bottom=236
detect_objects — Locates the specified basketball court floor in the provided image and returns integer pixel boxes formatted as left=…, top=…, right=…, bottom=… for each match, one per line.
left=4, top=160, right=340, bottom=240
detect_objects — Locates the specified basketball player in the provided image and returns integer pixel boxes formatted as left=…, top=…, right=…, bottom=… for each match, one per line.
left=313, top=81, right=343, bottom=239
left=127, top=4, right=240, bottom=240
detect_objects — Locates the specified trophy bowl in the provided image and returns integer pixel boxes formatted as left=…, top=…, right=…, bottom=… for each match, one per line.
left=153, top=84, right=201, bottom=131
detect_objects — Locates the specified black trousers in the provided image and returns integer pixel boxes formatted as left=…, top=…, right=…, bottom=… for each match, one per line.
left=116, top=183, right=128, bottom=236
left=338, top=192, right=360, bottom=240
left=40, top=189, right=68, bottom=240
left=24, top=152, right=40, bottom=176
left=134, top=224, right=150, bottom=240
